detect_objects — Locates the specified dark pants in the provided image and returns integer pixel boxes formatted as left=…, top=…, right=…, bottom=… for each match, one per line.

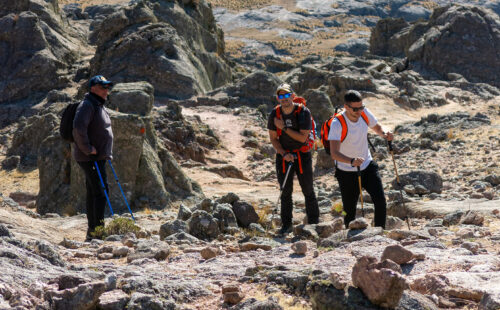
left=77, top=160, right=108, bottom=232
left=275, top=152, right=319, bottom=227
left=335, top=161, right=386, bottom=229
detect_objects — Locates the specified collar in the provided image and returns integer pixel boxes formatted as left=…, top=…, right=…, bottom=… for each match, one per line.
left=87, top=92, right=106, bottom=105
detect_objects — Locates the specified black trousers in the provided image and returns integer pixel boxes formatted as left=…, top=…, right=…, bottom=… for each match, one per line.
left=335, top=161, right=386, bottom=228
left=77, top=160, right=108, bottom=231
left=275, top=152, right=319, bottom=227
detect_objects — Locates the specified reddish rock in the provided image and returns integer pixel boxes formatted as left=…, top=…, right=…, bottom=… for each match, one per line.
left=352, top=256, right=408, bottom=308
left=381, top=244, right=414, bottom=264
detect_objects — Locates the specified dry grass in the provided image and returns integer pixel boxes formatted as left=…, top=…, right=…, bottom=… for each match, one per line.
left=0, top=167, right=39, bottom=198
left=59, top=0, right=128, bottom=9
left=207, top=0, right=273, bottom=10
left=250, top=284, right=312, bottom=309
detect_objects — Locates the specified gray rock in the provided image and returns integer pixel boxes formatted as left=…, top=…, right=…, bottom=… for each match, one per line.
left=107, top=82, right=154, bottom=116
left=232, top=201, right=260, bottom=228
left=0, top=4, right=78, bottom=104
left=335, top=38, right=369, bottom=56
left=46, top=281, right=107, bottom=310
left=443, top=210, right=465, bottom=226
left=187, top=210, right=219, bottom=241
left=177, top=204, right=192, bottom=221
left=159, top=220, right=188, bottom=240
left=1, top=156, right=20, bottom=170
left=216, top=192, right=240, bottom=205
left=0, top=224, right=11, bottom=237
left=90, top=1, right=232, bottom=100
left=213, top=203, right=238, bottom=231
left=126, top=292, right=176, bottom=310
left=479, top=293, right=500, bottom=310
left=392, top=170, right=443, bottom=194
left=98, top=290, right=131, bottom=310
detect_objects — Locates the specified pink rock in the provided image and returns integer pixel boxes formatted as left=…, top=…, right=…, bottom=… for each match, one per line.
left=352, top=256, right=408, bottom=308
left=381, top=244, right=414, bottom=265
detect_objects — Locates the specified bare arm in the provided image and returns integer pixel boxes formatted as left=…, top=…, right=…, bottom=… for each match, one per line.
left=269, top=130, right=295, bottom=162
left=329, top=140, right=364, bottom=167
left=371, top=124, right=393, bottom=141
left=274, top=117, right=309, bottom=143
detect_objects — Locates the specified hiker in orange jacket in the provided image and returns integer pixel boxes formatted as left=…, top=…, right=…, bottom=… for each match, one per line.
left=268, top=83, right=319, bottom=235
left=328, top=90, right=393, bottom=229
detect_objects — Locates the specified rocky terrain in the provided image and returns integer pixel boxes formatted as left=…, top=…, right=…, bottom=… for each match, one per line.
left=0, top=0, right=499, bottom=309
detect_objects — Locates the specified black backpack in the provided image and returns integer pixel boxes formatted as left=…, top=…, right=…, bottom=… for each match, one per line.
left=59, top=102, right=80, bottom=142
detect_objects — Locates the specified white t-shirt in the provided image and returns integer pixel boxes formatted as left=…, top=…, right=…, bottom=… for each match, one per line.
left=327, top=108, right=377, bottom=172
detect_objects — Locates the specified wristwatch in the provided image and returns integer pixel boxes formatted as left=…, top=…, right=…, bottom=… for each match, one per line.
left=350, top=158, right=355, bottom=167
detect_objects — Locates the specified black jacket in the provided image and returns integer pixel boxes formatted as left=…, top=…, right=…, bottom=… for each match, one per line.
left=72, top=92, right=113, bottom=162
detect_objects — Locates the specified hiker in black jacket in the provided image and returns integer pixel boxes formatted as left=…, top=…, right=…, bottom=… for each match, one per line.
left=268, top=83, right=320, bottom=235
left=73, top=75, right=114, bottom=241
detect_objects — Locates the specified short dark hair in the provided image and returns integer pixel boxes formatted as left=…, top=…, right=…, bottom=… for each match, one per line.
left=344, top=90, right=362, bottom=104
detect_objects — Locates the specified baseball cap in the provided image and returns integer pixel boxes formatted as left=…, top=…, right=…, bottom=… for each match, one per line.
left=276, top=83, right=293, bottom=95
left=89, top=75, right=114, bottom=88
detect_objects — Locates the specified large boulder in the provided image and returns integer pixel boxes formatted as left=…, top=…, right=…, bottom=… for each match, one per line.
left=370, top=5, right=500, bottom=88
left=352, top=256, right=408, bottom=308
left=89, top=0, right=232, bottom=100
left=392, top=170, right=443, bottom=194
left=196, top=70, right=282, bottom=108
left=37, top=82, right=202, bottom=215
left=0, top=0, right=79, bottom=104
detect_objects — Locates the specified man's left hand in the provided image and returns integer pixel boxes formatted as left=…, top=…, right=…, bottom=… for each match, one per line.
left=384, top=131, right=394, bottom=141
left=274, top=117, right=285, bottom=130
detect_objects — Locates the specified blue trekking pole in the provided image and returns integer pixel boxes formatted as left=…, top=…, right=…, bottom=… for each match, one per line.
left=107, top=160, right=136, bottom=222
left=94, top=162, right=114, bottom=216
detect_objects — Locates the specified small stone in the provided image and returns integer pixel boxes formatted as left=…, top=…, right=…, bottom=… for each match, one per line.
left=224, top=291, right=244, bottom=304
left=381, top=244, right=414, bottom=265
left=349, top=218, right=369, bottom=230
left=112, top=246, right=130, bottom=257
left=201, top=247, right=218, bottom=260
left=291, top=241, right=307, bottom=255
left=98, top=253, right=114, bottom=260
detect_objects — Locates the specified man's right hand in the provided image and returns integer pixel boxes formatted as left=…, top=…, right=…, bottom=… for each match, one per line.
left=90, top=146, right=97, bottom=155
left=283, top=153, right=294, bottom=162
left=351, top=157, right=364, bottom=167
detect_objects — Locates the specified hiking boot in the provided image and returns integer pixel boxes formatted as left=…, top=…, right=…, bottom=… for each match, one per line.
left=85, top=229, right=93, bottom=242
left=278, top=225, right=292, bottom=235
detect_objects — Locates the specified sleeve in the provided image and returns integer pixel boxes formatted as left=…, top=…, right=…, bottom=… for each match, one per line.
left=72, top=102, right=94, bottom=155
left=364, top=108, right=378, bottom=128
left=327, top=119, right=342, bottom=141
left=267, top=109, right=277, bottom=131
left=298, top=107, right=312, bottom=130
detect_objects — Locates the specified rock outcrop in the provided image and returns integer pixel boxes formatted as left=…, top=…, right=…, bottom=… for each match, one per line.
left=370, top=5, right=500, bottom=87
left=89, top=0, right=232, bottom=100
left=0, top=0, right=80, bottom=105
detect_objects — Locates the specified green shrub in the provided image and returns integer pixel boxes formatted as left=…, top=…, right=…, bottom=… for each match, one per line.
left=91, top=218, right=141, bottom=239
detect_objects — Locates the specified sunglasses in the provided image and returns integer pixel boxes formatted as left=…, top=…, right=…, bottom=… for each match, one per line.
left=348, top=104, right=365, bottom=112
left=99, top=84, right=112, bottom=90
left=278, top=93, right=292, bottom=99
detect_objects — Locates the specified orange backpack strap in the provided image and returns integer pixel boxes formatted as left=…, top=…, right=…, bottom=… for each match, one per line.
left=275, top=105, right=282, bottom=136
left=335, top=114, right=348, bottom=142
left=360, top=111, right=369, bottom=125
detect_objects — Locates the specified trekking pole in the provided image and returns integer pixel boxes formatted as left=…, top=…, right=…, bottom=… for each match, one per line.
left=108, top=160, right=136, bottom=222
left=387, top=141, right=411, bottom=230
left=268, top=161, right=293, bottom=235
left=356, top=166, right=365, bottom=217
left=94, top=161, right=114, bottom=216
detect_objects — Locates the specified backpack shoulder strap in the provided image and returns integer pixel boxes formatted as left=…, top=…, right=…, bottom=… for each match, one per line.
left=360, top=111, right=369, bottom=125
left=335, top=113, right=348, bottom=142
